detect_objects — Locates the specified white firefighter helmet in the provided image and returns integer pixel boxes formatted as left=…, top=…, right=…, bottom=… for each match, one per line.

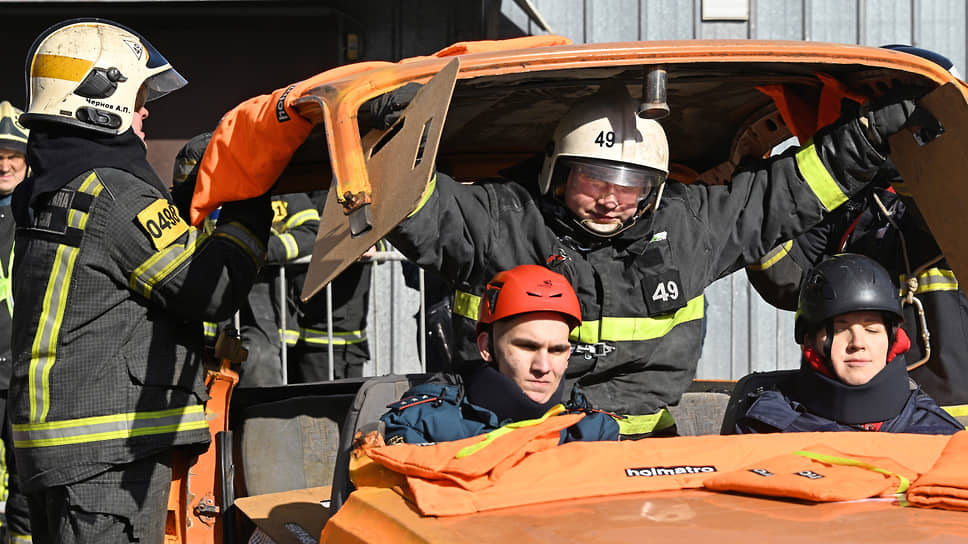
left=0, top=101, right=28, bottom=155
left=21, top=18, right=187, bottom=135
left=538, top=81, right=669, bottom=197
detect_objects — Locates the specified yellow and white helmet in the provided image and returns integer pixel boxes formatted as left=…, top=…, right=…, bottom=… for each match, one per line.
left=21, top=18, right=186, bottom=135
left=539, top=81, right=669, bottom=198
left=0, top=101, right=28, bottom=155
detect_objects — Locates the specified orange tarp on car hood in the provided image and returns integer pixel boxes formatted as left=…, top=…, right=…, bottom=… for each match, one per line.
left=343, top=425, right=958, bottom=518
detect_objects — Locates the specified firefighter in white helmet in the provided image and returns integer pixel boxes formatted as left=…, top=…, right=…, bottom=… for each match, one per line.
left=383, top=77, right=919, bottom=439
left=11, top=19, right=273, bottom=541
left=537, top=81, right=668, bottom=239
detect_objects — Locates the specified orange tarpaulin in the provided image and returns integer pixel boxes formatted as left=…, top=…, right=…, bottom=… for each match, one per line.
left=347, top=418, right=952, bottom=517
left=703, top=444, right=919, bottom=502
left=189, top=35, right=571, bottom=225
left=908, top=430, right=968, bottom=511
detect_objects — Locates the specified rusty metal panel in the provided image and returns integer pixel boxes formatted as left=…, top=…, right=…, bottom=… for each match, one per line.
left=587, top=0, right=641, bottom=43
left=752, top=0, right=803, bottom=40
left=302, top=59, right=460, bottom=299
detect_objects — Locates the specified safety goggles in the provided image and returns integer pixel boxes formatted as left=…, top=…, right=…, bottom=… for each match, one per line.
left=564, top=158, right=666, bottom=200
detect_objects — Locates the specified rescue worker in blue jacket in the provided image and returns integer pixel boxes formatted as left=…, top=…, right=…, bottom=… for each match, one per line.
left=381, top=265, right=620, bottom=444
left=735, top=254, right=963, bottom=434
left=10, top=19, right=273, bottom=541
left=379, top=79, right=921, bottom=437
left=746, top=45, right=968, bottom=407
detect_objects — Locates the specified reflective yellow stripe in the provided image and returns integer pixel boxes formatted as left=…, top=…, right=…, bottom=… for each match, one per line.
left=278, top=329, right=300, bottom=346
left=796, top=139, right=848, bottom=211
left=748, top=240, right=793, bottom=271
left=203, top=321, right=219, bottom=338
left=793, top=450, right=910, bottom=495
left=129, top=229, right=205, bottom=299
left=456, top=405, right=565, bottom=458
left=457, top=292, right=704, bottom=343
left=277, top=232, right=298, bottom=260
left=32, top=54, right=92, bottom=82
left=408, top=174, right=437, bottom=217
left=899, top=268, right=959, bottom=294
left=0, top=435, right=7, bottom=503
left=284, top=209, right=320, bottom=229
left=30, top=173, right=102, bottom=424
left=571, top=295, right=705, bottom=344
left=453, top=289, right=480, bottom=320
left=616, top=408, right=676, bottom=436
left=9, top=533, right=31, bottom=544
left=12, top=405, right=207, bottom=448
left=0, top=235, right=13, bottom=316
left=299, top=327, right=366, bottom=345
left=942, top=404, right=968, bottom=418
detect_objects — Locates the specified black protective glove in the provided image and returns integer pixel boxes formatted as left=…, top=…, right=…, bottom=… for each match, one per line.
left=357, top=82, right=423, bottom=133
left=862, top=88, right=924, bottom=153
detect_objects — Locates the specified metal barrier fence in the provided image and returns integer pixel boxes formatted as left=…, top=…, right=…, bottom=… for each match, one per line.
left=270, top=249, right=427, bottom=384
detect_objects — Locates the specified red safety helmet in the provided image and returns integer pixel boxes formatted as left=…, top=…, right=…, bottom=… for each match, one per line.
left=476, top=264, right=582, bottom=334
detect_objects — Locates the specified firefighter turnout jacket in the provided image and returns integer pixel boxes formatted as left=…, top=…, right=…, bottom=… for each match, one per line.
left=233, top=192, right=319, bottom=386
left=9, top=130, right=272, bottom=492
left=388, top=119, right=888, bottom=418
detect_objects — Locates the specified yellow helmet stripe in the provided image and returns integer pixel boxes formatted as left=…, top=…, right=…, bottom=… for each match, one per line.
left=32, top=54, right=93, bottom=82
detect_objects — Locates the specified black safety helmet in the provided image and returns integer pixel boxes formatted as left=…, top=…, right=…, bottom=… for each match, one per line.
left=794, top=253, right=903, bottom=344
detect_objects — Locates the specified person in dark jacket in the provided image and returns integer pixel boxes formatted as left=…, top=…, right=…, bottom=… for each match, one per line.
left=379, top=79, right=921, bottom=437
left=11, top=19, right=273, bottom=541
left=746, top=45, right=968, bottom=406
left=735, top=254, right=963, bottom=435
left=288, top=190, right=373, bottom=383
left=381, top=265, right=620, bottom=444
left=0, top=100, right=31, bottom=544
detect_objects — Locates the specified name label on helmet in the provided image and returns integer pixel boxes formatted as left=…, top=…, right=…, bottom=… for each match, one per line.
left=137, top=199, right=188, bottom=250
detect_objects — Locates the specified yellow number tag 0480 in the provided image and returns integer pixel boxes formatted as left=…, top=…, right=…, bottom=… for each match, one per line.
left=136, top=199, right=189, bottom=250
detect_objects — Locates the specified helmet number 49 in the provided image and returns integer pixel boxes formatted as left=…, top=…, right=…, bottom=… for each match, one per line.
left=594, top=130, right=615, bottom=148
left=652, top=281, right=679, bottom=302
